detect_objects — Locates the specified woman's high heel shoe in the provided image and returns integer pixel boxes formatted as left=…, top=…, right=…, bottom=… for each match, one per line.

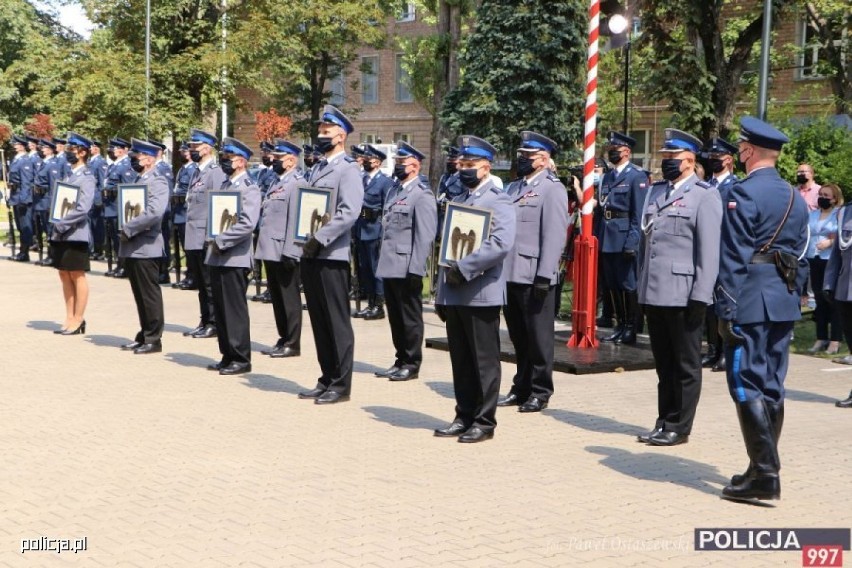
left=826, top=341, right=841, bottom=355
left=53, top=327, right=67, bottom=334
left=61, top=320, right=86, bottom=336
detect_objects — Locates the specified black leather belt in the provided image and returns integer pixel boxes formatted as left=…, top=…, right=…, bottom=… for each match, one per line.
left=751, top=253, right=777, bottom=264
left=33, top=186, right=46, bottom=197
left=604, top=209, right=629, bottom=219
left=171, top=195, right=186, bottom=206
left=361, top=207, right=381, bottom=221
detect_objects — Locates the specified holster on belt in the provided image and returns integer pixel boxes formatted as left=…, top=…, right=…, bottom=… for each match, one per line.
left=361, top=207, right=380, bottom=221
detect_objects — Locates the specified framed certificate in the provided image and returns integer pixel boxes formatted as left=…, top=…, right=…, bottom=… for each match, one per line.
left=50, top=182, right=81, bottom=223
left=117, top=184, right=148, bottom=230
left=438, top=202, right=493, bottom=267
left=294, top=187, right=332, bottom=242
left=208, top=191, right=241, bottom=239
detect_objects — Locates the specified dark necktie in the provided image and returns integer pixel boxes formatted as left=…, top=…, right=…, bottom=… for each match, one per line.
left=709, top=177, right=718, bottom=187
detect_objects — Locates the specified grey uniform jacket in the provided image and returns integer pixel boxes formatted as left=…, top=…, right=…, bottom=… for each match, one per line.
left=503, top=171, right=570, bottom=285
left=118, top=169, right=169, bottom=259
left=205, top=172, right=261, bottom=269
left=436, top=180, right=516, bottom=307
left=824, top=204, right=852, bottom=302
left=254, top=168, right=304, bottom=262
left=637, top=174, right=722, bottom=307
left=376, top=178, right=438, bottom=279
left=185, top=160, right=228, bottom=251
left=50, top=166, right=95, bottom=244
left=307, top=152, right=364, bottom=262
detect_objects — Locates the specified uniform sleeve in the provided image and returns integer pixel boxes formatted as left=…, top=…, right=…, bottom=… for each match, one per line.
left=124, top=176, right=168, bottom=238
left=54, top=174, right=95, bottom=233
left=408, top=189, right=438, bottom=276
left=458, top=191, right=516, bottom=281
left=536, top=181, right=570, bottom=282
left=624, top=170, right=645, bottom=252
left=823, top=235, right=841, bottom=294
left=690, top=189, right=723, bottom=304
left=715, top=183, right=758, bottom=321
left=20, top=159, right=35, bottom=198
left=215, top=184, right=261, bottom=250
left=314, top=163, right=363, bottom=246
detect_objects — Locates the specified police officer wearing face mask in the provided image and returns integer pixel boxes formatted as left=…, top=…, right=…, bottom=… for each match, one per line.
left=715, top=117, right=809, bottom=503
left=433, top=135, right=516, bottom=443
left=297, top=104, right=364, bottom=405
left=103, top=138, right=136, bottom=277
left=7, top=134, right=35, bottom=262
left=87, top=142, right=108, bottom=262
left=636, top=129, right=722, bottom=447
left=302, top=145, right=319, bottom=181
left=255, top=140, right=304, bottom=359
left=33, top=139, right=69, bottom=266
left=171, top=142, right=197, bottom=289
left=374, top=141, right=438, bottom=382
left=595, top=131, right=648, bottom=344
left=257, top=141, right=278, bottom=198
left=497, top=131, right=569, bottom=413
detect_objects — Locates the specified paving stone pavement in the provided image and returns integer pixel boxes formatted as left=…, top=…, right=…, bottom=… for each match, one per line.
left=0, top=259, right=850, bottom=567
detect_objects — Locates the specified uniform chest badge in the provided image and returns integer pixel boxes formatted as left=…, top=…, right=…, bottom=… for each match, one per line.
left=727, top=201, right=737, bottom=210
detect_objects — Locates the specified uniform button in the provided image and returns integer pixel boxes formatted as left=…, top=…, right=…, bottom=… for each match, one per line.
left=651, top=253, right=656, bottom=258
left=651, top=240, right=656, bottom=244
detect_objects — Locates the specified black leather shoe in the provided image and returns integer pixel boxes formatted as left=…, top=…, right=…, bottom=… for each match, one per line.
left=497, top=393, right=522, bottom=407
left=183, top=324, right=204, bottom=337
left=104, top=269, right=116, bottom=277
left=60, top=320, right=86, bottom=335
left=616, top=326, right=637, bottom=345
left=219, top=362, right=251, bottom=376
left=601, top=326, right=624, bottom=343
left=837, top=391, right=852, bottom=408
left=352, top=305, right=372, bottom=318
left=712, top=356, right=727, bottom=373
left=375, top=365, right=400, bottom=378
left=722, top=476, right=780, bottom=502
left=12, top=252, right=30, bottom=262
left=158, top=273, right=171, bottom=285
left=206, top=361, right=229, bottom=371
left=121, top=341, right=142, bottom=351
left=250, top=290, right=271, bottom=303
left=458, top=426, right=494, bottom=443
left=298, top=387, right=326, bottom=399
left=260, top=340, right=285, bottom=355
left=647, top=430, right=689, bottom=446
left=178, top=280, right=197, bottom=290
left=701, top=350, right=718, bottom=368
left=133, top=342, right=163, bottom=355
left=269, top=346, right=300, bottom=358
left=433, top=421, right=468, bottom=437
left=388, top=368, right=418, bottom=382
left=114, top=268, right=127, bottom=278
left=363, top=305, right=385, bottom=320
left=314, top=391, right=350, bottom=405
left=518, top=397, right=548, bottom=413
left=192, top=324, right=217, bottom=339
left=637, top=426, right=663, bottom=443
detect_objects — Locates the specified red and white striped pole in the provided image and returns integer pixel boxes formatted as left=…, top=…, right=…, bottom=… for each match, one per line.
left=567, top=0, right=600, bottom=348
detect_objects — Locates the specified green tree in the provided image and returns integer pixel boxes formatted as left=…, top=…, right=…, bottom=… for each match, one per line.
left=777, top=117, right=852, bottom=196
left=441, top=0, right=587, bottom=164
left=797, top=0, right=851, bottom=114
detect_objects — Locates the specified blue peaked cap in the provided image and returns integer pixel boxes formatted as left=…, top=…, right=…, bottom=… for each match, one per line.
left=457, top=135, right=497, bottom=162
left=659, top=128, right=702, bottom=154
left=220, top=137, right=253, bottom=160
left=738, top=116, right=789, bottom=151
left=67, top=131, right=93, bottom=149
left=395, top=141, right=425, bottom=162
left=272, top=139, right=301, bottom=156
left=189, top=129, right=218, bottom=146
left=317, top=104, right=354, bottom=134
left=519, top=131, right=558, bottom=155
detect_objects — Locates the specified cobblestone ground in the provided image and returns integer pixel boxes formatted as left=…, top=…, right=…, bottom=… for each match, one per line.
left=0, top=259, right=849, bottom=567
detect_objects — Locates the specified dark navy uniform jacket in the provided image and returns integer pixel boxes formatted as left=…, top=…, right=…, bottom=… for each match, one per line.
left=34, top=156, right=69, bottom=213
left=594, top=162, right=647, bottom=253
left=8, top=153, right=34, bottom=206
left=355, top=170, right=394, bottom=241
left=714, top=167, right=809, bottom=325
left=173, top=162, right=197, bottom=224
left=88, top=154, right=108, bottom=207
left=104, top=156, right=137, bottom=217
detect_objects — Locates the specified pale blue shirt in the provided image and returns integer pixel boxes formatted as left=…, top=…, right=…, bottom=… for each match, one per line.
left=807, top=207, right=839, bottom=260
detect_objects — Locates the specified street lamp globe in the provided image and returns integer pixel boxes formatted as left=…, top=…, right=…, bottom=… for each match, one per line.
left=608, top=14, right=629, bottom=35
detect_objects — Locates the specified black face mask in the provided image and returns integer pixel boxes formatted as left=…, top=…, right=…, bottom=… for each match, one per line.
left=607, top=148, right=624, bottom=165
left=363, top=161, right=376, bottom=173
left=130, top=156, right=144, bottom=173
left=107, top=150, right=116, bottom=161
left=271, top=159, right=286, bottom=175
left=818, top=197, right=833, bottom=210
left=304, top=156, right=316, bottom=168
left=219, top=158, right=235, bottom=176
left=707, top=157, right=726, bottom=175
left=190, top=150, right=202, bottom=163
left=261, top=156, right=273, bottom=167
left=36, top=149, right=46, bottom=159
left=796, top=173, right=809, bottom=185
left=316, top=136, right=336, bottom=155
left=459, top=168, right=481, bottom=189
left=446, top=162, right=458, bottom=175
left=660, top=158, right=683, bottom=182
left=65, top=150, right=79, bottom=165
left=393, top=164, right=409, bottom=181
left=736, top=149, right=750, bottom=173
left=516, top=155, right=535, bottom=178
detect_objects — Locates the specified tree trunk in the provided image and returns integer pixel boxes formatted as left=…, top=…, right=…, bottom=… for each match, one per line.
left=428, top=1, right=462, bottom=189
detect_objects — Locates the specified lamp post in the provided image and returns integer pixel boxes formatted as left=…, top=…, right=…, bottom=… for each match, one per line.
left=145, top=0, right=151, bottom=135
left=607, top=12, right=630, bottom=132
left=756, top=0, right=773, bottom=120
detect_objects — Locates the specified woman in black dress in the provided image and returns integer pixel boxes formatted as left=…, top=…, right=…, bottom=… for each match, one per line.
left=50, top=132, right=95, bottom=335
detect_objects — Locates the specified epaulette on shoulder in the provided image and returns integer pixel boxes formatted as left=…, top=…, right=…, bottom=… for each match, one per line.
left=652, top=180, right=668, bottom=187
left=489, top=185, right=502, bottom=194
left=546, top=171, right=561, bottom=183
left=695, top=180, right=713, bottom=189
left=82, top=169, right=93, bottom=176
left=344, top=156, right=356, bottom=163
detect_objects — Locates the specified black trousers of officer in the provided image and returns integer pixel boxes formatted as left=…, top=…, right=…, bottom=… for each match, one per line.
left=356, top=237, right=383, bottom=297
left=445, top=305, right=502, bottom=432
left=159, top=215, right=171, bottom=272
left=104, top=217, right=122, bottom=267
left=266, top=259, right=302, bottom=349
left=209, top=266, right=251, bottom=365
left=504, top=283, right=557, bottom=402
left=384, top=277, right=424, bottom=370
left=89, top=206, right=105, bottom=254
left=125, top=258, right=164, bottom=344
left=171, top=223, right=192, bottom=281
left=302, top=258, right=354, bottom=394
left=186, top=248, right=215, bottom=326
left=13, top=203, right=34, bottom=248
left=644, top=305, right=703, bottom=434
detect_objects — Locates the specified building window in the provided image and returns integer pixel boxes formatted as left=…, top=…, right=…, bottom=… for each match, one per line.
left=361, top=56, right=379, bottom=104
left=395, top=54, right=414, bottom=103
left=628, top=129, right=650, bottom=170
left=328, top=71, right=345, bottom=106
left=798, top=16, right=846, bottom=79
left=393, top=133, right=411, bottom=143
left=397, top=2, right=416, bottom=22
left=360, top=133, right=379, bottom=144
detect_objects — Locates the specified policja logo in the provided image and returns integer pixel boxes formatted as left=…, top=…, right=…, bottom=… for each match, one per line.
left=695, top=528, right=850, bottom=551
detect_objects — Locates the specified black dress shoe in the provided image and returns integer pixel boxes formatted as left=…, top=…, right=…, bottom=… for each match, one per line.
left=298, top=387, right=326, bottom=399
left=12, top=252, right=30, bottom=262
left=712, top=356, right=727, bottom=373
left=104, top=269, right=115, bottom=277
left=458, top=426, right=494, bottom=443
left=219, top=362, right=251, bottom=376
left=183, top=324, right=204, bottom=337
left=497, top=393, right=522, bottom=407
left=260, top=340, right=286, bottom=355
left=178, top=280, right=198, bottom=290
left=647, top=430, right=689, bottom=446
left=191, top=324, right=217, bottom=339
left=434, top=421, right=468, bottom=437
left=722, top=476, right=780, bottom=502
left=352, top=305, right=371, bottom=318
left=837, top=391, right=852, bottom=408
left=388, top=368, right=419, bottom=382
left=121, top=341, right=142, bottom=351
left=701, top=352, right=719, bottom=368
left=133, top=342, right=163, bottom=355
left=374, top=365, right=400, bottom=378
left=269, top=346, right=300, bottom=358
left=315, top=391, right=350, bottom=405
left=114, top=268, right=127, bottom=278
left=601, top=326, right=624, bottom=343
left=158, top=273, right=171, bottom=285
left=363, top=305, right=385, bottom=320
left=616, top=326, right=637, bottom=345
left=637, top=426, right=664, bottom=443
left=207, top=360, right=229, bottom=371
left=518, top=397, right=548, bottom=413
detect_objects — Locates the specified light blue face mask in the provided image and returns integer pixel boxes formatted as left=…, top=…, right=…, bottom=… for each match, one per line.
left=593, top=173, right=601, bottom=187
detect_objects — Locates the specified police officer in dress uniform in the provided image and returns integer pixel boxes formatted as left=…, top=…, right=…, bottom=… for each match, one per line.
left=715, top=117, right=809, bottom=502
left=296, top=105, right=364, bottom=405
left=26, top=136, right=43, bottom=257
left=104, top=138, right=136, bottom=277
left=302, top=144, right=319, bottom=182
left=7, top=134, right=35, bottom=262
left=34, top=139, right=68, bottom=266
left=433, top=135, right=516, bottom=443
left=437, top=146, right=464, bottom=228
left=204, top=138, right=261, bottom=376
left=595, top=131, right=647, bottom=344
left=497, top=131, right=569, bottom=413
left=146, top=139, right=174, bottom=284
left=373, top=141, right=438, bottom=382
left=635, top=129, right=722, bottom=447
left=171, top=142, right=197, bottom=289
left=353, top=144, right=395, bottom=320
left=87, top=141, right=108, bottom=261
left=183, top=129, right=227, bottom=339
left=700, top=137, right=739, bottom=373
left=250, top=141, right=277, bottom=303
left=255, top=139, right=304, bottom=359
left=118, top=139, right=170, bottom=355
